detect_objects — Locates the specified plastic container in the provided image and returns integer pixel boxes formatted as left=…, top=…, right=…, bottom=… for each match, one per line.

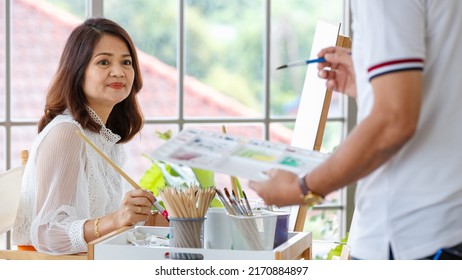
left=273, top=211, right=290, bottom=248
left=169, top=217, right=205, bottom=260
left=227, top=210, right=289, bottom=251
left=204, top=208, right=233, bottom=249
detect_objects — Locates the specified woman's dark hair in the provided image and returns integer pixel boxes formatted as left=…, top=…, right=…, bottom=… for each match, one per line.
left=38, top=17, right=143, bottom=143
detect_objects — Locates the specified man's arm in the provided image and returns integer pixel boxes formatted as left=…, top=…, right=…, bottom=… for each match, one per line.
left=308, top=70, right=423, bottom=197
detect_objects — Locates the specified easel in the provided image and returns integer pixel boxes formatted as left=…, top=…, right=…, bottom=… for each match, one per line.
left=292, top=30, right=352, bottom=232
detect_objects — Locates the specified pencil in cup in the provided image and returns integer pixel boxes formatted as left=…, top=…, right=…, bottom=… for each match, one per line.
left=169, top=217, right=206, bottom=248
left=159, top=186, right=215, bottom=259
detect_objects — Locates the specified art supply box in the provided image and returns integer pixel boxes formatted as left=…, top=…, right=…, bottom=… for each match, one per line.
left=88, top=225, right=312, bottom=260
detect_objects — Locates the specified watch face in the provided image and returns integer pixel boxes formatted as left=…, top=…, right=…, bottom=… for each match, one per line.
left=301, top=192, right=324, bottom=206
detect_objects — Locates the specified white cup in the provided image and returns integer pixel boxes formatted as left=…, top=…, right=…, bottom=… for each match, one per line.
left=204, top=208, right=233, bottom=249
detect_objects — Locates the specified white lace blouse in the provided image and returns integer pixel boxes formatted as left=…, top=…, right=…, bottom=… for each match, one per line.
left=13, top=108, right=126, bottom=254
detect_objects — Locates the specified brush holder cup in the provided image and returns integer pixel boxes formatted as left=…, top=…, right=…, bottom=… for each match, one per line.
left=227, top=210, right=289, bottom=251
left=169, top=217, right=206, bottom=260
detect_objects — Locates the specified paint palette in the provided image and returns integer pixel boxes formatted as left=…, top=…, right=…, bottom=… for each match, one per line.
left=150, top=128, right=329, bottom=181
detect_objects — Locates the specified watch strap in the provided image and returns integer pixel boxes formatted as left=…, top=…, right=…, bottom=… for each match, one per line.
left=298, top=176, right=324, bottom=206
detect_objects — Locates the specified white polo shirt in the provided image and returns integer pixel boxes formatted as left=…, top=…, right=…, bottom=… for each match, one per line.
left=349, top=0, right=462, bottom=259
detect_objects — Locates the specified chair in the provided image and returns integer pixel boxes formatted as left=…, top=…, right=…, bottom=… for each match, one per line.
left=0, top=150, right=87, bottom=260
left=0, top=150, right=27, bottom=236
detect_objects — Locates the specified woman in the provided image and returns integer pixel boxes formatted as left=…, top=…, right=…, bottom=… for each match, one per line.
left=13, top=18, right=156, bottom=254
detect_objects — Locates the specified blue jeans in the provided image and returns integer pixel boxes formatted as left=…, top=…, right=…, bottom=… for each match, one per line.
left=353, top=243, right=462, bottom=260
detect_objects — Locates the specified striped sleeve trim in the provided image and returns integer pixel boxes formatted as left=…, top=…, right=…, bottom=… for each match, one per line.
left=367, top=58, right=424, bottom=81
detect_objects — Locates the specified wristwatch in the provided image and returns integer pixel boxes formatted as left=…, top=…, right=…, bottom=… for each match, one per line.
left=298, top=176, right=324, bottom=206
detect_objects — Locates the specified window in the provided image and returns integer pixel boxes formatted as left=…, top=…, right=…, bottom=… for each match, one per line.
left=1, top=0, right=351, bottom=259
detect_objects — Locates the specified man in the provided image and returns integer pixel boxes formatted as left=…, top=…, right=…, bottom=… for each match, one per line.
left=250, top=0, right=462, bottom=259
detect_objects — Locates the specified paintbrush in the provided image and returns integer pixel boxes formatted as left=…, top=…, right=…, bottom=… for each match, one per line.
left=75, top=130, right=168, bottom=219
left=215, top=189, right=236, bottom=215
left=242, top=190, right=254, bottom=216
left=224, top=187, right=245, bottom=215
left=276, top=57, right=326, bottom=70
left=233, top=189, right=248, bottom=216
left=221, top=125, right=240, bottom=199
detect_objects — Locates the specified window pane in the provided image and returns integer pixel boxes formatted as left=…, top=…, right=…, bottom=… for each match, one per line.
left=184, top=123, right=264, bottom=140
left=269, top=122, right=295, bottom=145
left=306, top=208, right=342, bottom=241
left=11, top=1, right=83, bottom=120
left=309, top=209, right=344, bottom=260
left=11, top=126, right=37, bottom=167
left=44, top=0, right=86, bottom=19
left=105, top=0, right=179, bottom=119
left=270, top=0, right=342, bottom=118
left=185, top=0, right=264, bottom=118
left=321, top=120, right=343, bottom=153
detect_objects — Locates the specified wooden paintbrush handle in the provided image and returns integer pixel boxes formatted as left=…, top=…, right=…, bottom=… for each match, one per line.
left=75, top=130, right=141, bottom=190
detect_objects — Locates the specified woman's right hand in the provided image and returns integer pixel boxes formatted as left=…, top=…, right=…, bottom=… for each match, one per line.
left=317, top=46, right=357, bottom=98
left=113, top=189, right=155, bottom=227
left=84, top=189, right=156, bottom=242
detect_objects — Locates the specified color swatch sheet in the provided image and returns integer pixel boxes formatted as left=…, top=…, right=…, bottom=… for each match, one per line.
left=151, top=129, right=329, bottom=181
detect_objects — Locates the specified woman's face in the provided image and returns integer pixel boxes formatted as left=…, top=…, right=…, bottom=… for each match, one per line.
left=82, top=34, right=134, bottom=114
